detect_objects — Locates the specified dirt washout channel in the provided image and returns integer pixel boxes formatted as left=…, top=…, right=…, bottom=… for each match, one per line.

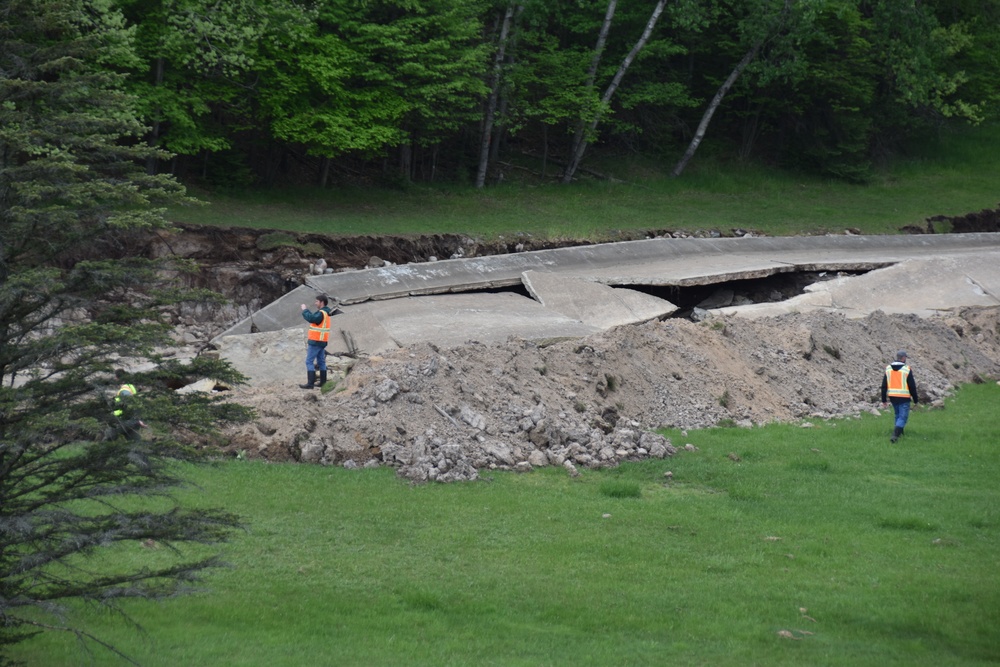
left=158, top=205, right=1000, bottom=320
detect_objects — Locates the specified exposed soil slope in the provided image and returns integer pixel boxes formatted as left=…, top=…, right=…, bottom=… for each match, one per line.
left=148, top=209, right=1000, bottom=481
left=217, top=307, right=1000, bottom=482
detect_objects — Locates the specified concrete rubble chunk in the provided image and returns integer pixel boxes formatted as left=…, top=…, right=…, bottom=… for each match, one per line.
left=521, top=270, right=677, bottom=328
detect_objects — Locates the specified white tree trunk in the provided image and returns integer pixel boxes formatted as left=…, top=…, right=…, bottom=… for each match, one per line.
left=671, top=43, right=761, bottom=178
left=565, top=0, right=617, bottom=177
left=562, top=0, right=667, bottom=184
left=476, top=4, right=518, bottom=189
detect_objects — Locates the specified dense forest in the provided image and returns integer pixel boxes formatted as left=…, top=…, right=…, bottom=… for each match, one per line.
left=8, top=0, right=1000, bottom=187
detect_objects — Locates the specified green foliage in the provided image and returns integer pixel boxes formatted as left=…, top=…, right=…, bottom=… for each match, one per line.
left=938, top=0, right=1000, bottom=122
left=120, top=0, right=316, bottom=160
left=256, top=231, right=299, bottom=251
left=257, top=0, right=488, bottom=165
left=868, top=0, right=980, bottom=123
left=718, top=389, right=731, bottom=408
left=8, top=384, right=999, bottom=666
left=47, top=0, right=992, bottom=184
left=0, top=0, right=250, bottom=660
left=254, top=231, right=325, bottom=257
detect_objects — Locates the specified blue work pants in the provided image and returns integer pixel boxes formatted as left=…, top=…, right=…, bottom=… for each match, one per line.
left=305, top=344, right=327, bottom=372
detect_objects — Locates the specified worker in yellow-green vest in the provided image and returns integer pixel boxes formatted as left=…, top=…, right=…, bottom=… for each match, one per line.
left=299, top=294, right=336, bottom=389
left=113, top=382, right=137, bottom=417
left=107, top=370, right=147, bottom=440
left=880, top=350, right=919, bottom=443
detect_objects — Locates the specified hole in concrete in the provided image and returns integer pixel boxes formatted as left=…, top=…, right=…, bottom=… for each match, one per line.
left=629, top=269, right=871, bottom=317
left=462, top=268, right=873, bottom=318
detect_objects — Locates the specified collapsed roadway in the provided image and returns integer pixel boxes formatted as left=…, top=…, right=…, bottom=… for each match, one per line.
left=212, top=232, right=1000, bottom=386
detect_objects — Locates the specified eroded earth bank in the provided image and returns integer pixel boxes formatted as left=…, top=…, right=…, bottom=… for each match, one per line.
left=216, top=307, right=1000, bottom=482
left=149, top=208, right=1000, bottom=482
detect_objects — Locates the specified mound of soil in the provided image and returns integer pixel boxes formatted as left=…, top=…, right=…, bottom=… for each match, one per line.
left=217, top=306, right=1000, bottom=482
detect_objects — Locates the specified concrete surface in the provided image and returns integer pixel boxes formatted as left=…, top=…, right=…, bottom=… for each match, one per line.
left=335, top=292, right=600, bottom=352
left=522, top=270, right=678, bottom=328
left=717, top=252, right=1000, bottom=319
left=212, top=233, right=1000, bottom=384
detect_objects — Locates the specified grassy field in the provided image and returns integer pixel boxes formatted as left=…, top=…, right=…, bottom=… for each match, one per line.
left=12, top=383, right=1000, bottom=666
left=169, top=123, right=1000, bottom=240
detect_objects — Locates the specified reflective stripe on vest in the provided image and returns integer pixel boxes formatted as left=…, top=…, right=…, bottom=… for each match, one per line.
left=307, top=310, right=331, bottom=343
left=114, top=384, right=137, bottom=417
left=885, top=365, right=911, bottom=398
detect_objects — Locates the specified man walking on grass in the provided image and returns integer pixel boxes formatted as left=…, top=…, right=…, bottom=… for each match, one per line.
left=881, top=350, right=919, bottom=443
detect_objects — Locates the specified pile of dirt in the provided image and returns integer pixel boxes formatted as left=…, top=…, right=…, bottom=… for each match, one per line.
left=145, top=212, right=1000, bottom=481
left=216, top=306, right=1000, bottom=482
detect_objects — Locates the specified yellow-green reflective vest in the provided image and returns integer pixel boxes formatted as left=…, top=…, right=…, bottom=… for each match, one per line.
left=114, top=383, right=137, bottom=417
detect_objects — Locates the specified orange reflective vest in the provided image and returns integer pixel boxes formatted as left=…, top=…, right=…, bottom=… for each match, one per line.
left=885, top=364, right=911, bottom=399
left=307, top=310, right=331, bottom=343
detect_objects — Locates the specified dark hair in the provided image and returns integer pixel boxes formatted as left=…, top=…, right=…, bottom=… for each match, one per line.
left=316, top=294, right=329, bottom=306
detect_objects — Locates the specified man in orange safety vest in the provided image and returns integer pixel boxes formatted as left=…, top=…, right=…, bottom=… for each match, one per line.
left=299, top=294, right=335, bottom=389
left=880, top=350, right=919, bottom=443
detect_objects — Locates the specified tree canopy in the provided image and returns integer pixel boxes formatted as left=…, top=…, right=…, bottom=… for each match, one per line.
left=93, top=0, right=995, bottom=186
left=1, top=0, right=250, bottom=661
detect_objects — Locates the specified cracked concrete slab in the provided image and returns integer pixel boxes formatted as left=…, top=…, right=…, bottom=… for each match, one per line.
left=342, top=292, right=599, bottom=349
left=522, top=270, right=677, bottom=328
left=715, top=253, right=1000, bottom=319
left=216, top=232, right=1000, bottom=342
left=212, top=233, right=1000, bottom=386
left=216, top=292, right=601, bottom=384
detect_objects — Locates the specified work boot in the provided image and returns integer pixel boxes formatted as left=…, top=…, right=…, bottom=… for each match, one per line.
left=890, top=426, right=901, bottom=443
left=299, top=371, right=316, bottom=389
left=318, top=370, right=328, bottom=388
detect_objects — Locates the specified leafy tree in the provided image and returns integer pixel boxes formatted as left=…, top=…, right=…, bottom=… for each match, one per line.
left=670, top=0, right=800, bottom=177
left=935, top=0, right=1000, bottom=123
left=500, top=8, right=592, bottom=176
left=695, top=0, right=879, bottom=180
left=0, top=0, right=250, bottom=661
left=257, top=0, right=489, bottom=185
left=781, top=1, right=879, bottom=180
left=496, top=0, right=685, bottom=180
left=866, top=0, right=981, bottom=143
left=117, top=0, right=315, bottom=183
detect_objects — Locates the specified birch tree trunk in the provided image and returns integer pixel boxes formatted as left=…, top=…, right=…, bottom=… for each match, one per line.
left=476, top=4, right=518, bottom=189
left=562, top=0, right=668, bottom=184
left=671, top=42, right=761, bottom=178
left=565, top=0, right=617, bottom=177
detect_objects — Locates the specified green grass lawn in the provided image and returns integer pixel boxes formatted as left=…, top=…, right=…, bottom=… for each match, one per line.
left=169, top=123, right=1000, bottom=240
left=12, top=383, right=1000, bottom=666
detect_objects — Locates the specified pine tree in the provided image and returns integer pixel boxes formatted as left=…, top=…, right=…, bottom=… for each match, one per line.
left=1, top=0, right=250, bottom=661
